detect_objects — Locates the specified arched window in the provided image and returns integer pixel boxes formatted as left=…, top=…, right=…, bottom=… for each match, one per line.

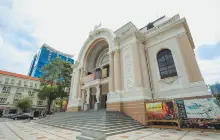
left=157, top=49, right=177, bottom=79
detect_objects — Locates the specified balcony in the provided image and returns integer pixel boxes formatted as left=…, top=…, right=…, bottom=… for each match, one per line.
left=15, top=93, right=22, bottom=98
left=13, top=99, right=20, bottom=104
left=82, top=67, right=109, bottom=84
left=37, top=100, right=45, bottom=106
left=81, top=69, right=109, bottom=89
left=0, top=98, right=7, bottom=104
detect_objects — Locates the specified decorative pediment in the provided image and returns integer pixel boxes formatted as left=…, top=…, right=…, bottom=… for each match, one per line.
left=114, top=22, right=139, bottom=40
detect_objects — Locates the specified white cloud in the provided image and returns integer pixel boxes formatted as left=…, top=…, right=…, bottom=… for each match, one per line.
left=0, top=43, right=34, bottom=74
left=12, top=0, right=219, bottom=56
left=197, top=57, right=220, bottom=84
left=0, top=35, right=3, bottom=48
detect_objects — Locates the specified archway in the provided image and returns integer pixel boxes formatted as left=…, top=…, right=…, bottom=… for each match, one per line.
left=82, top=39, right=110, bottom=110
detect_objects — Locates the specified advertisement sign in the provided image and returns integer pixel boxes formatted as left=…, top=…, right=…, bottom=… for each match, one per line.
left=102, top=68, right=107, bottom=78
left=62, top=99, right=68, bottom=111
left=146, top=102, right=175, bottom=120
left=183, top=98, right=220, bottom=119
left=176, top=100, right=187, bottom=120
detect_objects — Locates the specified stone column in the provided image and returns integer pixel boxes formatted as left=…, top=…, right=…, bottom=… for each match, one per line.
left=76, top=69, right=81, bottom=98
left=139, top=44, right=151, bottom=89
left=132, top=41, right=143, bottom=87
left=84, top=88, right=90, bottom=111
left=78, top=68, right=84, bottom=99
left=114, top=49, right=122, bottom=92
left=94, top=85, right=101, bottom=111
left=81, top=89, right=85, bottom=110
left=109, top=52, right=114, bottom=92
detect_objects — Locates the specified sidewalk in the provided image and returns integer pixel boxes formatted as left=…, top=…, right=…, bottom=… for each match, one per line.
left=0, top=121, right=220, bottom=140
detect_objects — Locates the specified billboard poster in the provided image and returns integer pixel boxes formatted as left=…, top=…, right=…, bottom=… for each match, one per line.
left=176, top=100, right=187, bottom=120
left=146, top=102, right=175, bottom=120
left=102, top=68, right=107, bottom=78
left=183, top=98, right=220, bottom=119
left=62, top=99, right=68, bottom=111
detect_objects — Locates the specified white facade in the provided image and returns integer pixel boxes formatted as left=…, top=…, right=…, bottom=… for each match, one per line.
left=0, top=71, right=46, bottom=117
left=67, top=14, right=210, bottom=124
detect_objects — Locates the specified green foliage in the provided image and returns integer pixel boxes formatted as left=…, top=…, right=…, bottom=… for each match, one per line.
left=37, top=85, right=59, bottom=100
left=38, top=57, right=73, bottom=113
left=16, top=98, right=32, bottom=112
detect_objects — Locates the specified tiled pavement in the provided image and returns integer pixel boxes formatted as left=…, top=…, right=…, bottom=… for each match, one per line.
left=107, top=129, right=220, bottom=140
left=0, top=120, right=220, bottom=140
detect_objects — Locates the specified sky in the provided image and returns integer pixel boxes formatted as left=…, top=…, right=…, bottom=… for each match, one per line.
left=0, top=0, right=219, bottom=84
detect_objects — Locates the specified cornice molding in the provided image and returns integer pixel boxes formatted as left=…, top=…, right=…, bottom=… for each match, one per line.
left=144, top=14, right=180, bottom=37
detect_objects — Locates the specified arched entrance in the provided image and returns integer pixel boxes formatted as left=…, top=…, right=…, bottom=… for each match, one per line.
left=81, top=39, right=110, bottom=111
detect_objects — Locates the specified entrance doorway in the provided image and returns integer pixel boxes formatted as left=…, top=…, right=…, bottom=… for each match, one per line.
left=34, top=111, right=40, bottom=117
left=0, top=110, right=3, bottom=117
left=101, top=94, right=107, bottom=109
left=90, top=95, right=96, bottom=109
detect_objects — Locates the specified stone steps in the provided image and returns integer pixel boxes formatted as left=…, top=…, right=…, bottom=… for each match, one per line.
left=36, top=110, right=144, bottom=136
left=39, top=117, right=134, bottom=124
left=54, top=121, right=141, bottom=130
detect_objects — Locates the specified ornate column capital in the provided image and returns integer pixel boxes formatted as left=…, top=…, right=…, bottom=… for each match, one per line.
left=110, top=48, right=120, bottom=55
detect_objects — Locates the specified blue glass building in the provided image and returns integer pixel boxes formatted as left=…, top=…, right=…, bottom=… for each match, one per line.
left=210, top=83, right=220, bottom=95
left=28, top=44, right=74, bottom=78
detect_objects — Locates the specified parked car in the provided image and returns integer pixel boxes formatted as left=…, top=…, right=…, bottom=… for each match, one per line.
left=2, top=114, right=10, bottom=118
left=2, top=113, right=17, bottom=118
left=8, top=113, right=18, bottom=118
left=11, top=113, right=33, bottom=120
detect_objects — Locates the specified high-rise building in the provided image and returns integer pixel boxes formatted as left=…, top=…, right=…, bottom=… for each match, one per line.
left=28, top=44, right=74, bottom=78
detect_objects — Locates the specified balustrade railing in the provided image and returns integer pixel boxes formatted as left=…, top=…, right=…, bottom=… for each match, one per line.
left=82, top=68, right=109, bottom=84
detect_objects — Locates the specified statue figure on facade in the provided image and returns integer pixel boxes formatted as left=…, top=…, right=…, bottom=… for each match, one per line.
left=96, top=85, right=100, bottom=103
left=86, top=89, right=90, bottom=104
left=96, top=93, right=100, bottom=103
left=89, top=23, right=102, bottom=37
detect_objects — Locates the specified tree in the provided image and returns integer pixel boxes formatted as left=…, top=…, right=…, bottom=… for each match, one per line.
left=37, top=57, right=73, bottom=113
left=56, top=61, right=73, bottom=111
left=16, top=98, right=32, bottom=113
left=37, top=85, right=59, bottom=113
left=38, top=58, right=62, bottom=113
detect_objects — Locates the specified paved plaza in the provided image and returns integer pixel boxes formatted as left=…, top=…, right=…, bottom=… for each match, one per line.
left=0, top=120, right=220, bottom=140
